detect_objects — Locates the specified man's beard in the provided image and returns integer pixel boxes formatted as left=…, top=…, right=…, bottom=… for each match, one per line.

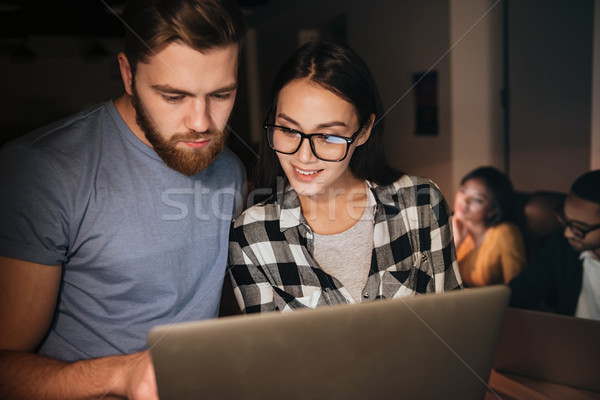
left=130, top=86, right=227, bottom=176
left=568, top=237, right=600, bottom=254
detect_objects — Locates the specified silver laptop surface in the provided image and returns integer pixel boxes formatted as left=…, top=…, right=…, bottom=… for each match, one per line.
left=493, top=307, right=600, bottom=393
left=148, top=285, right=510, bottom=400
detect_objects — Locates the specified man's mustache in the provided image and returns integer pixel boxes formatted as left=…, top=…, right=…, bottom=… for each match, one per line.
left=170, top=130, right=223, bottom=142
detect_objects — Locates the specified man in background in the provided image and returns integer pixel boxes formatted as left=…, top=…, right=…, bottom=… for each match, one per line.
left=0, top=0, right=246, bottom=398
left=510, top=170, right=600, bottom=320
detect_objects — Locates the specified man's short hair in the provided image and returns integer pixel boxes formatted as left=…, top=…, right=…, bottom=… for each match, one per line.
left=571, top=170, right=600, bottom=205
left=123, top=0, right=247, bottom=75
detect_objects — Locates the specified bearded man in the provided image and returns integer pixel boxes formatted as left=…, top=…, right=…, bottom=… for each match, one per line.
left=0, top=0, right=246, bottom=398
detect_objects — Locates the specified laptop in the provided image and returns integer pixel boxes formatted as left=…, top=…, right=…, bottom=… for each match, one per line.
left=493, top=307, right=600, bottom=393
left=148, top=285, right=510, bottom=400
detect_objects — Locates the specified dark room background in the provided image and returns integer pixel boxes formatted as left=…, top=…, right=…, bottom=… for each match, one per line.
left=0, top=0, right=596, bottom=202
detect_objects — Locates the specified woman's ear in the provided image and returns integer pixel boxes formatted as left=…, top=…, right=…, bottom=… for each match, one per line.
left=357, top=113, right=375, bottom=146
left=118, top=52, right=134, bottom=96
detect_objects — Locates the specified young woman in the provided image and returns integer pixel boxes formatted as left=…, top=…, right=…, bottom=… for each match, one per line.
left=453, top=166, right=526, bottom=287
left=228, top=41, right=462, bottom=313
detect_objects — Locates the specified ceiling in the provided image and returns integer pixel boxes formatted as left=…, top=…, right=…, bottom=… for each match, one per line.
left=0, top=0, right=268, bottom=39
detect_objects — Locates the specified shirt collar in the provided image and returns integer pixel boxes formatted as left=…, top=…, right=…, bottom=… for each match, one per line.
left=368, top=180, right=402, bottom=221
left=278, top=185, right=304, bottom=231
left=580, top=250, right=600, bottom=264
left=277, top=180, right=383, bottom=231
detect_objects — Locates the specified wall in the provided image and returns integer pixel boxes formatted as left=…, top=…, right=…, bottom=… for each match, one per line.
left=248, top=0, right=597, bottom=198
left=449, top=0, right=505, bottom=201
left=249, top=0, right=455, bottom=196
left=507, top=0, right=593, bottom=192
left=0, top=36, right=124, bottom=145
left=347, top=0, right=453, bottom=197
left=0, top=1, right=514, bottom=202
left=592, top=0, right=600, bottom=169
left=2, top=1, right=595, bottom=197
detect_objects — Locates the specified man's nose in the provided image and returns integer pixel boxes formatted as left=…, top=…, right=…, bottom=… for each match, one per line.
left=563, top=225, right=577, bottom=240
left=185, top=98, right=211, bottom=133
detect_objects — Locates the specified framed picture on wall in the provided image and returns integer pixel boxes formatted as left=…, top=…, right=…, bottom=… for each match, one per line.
left=413, top=71, right=438, bottom=135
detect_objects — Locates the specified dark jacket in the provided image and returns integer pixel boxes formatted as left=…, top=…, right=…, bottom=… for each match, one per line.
left=509, top=230, right=583, bottom=316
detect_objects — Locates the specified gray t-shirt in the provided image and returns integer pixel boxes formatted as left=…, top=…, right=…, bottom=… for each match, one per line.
left=0, top=101, right=246, bottom=361
left=313, top=204, right=375, bottom=302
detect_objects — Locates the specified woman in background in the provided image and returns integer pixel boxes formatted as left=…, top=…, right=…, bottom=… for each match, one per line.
left=453, top=166, right=526, bottom=287
left=227, top=40, right=461, bottom=313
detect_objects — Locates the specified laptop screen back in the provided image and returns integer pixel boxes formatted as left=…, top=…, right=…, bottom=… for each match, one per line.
left=148, top=285, right=510, bottom=400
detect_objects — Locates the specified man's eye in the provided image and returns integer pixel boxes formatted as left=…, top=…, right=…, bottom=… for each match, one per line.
left=163, top=95, right=184, bottom=103
left=212, top=92, right=232, bottom=101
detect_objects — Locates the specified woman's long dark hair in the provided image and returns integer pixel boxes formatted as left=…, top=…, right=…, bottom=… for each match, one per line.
left=253, top=40, right=402, bottom=201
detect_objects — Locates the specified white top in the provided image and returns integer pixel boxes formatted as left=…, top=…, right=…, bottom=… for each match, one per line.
left=575, top=251, right=600, bottom=320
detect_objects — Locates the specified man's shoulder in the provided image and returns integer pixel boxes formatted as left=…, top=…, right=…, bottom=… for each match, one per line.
left=533, top=230, right=581, bottom=270
left=546, top=230, right=578, bottom=253
left=0, top=102, right=114, bottom=173
left=544, top=229, right=571, bottom=248
left=3, top=102, right=111, bottom=152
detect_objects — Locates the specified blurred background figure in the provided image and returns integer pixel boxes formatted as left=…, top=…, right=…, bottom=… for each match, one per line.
left=510, top=170, right=600, bottom=319
left=453, top=166, right=526, bottom=287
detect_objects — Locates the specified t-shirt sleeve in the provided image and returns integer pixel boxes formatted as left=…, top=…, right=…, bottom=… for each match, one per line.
left=222, top=147, right=248, bottom=219
left=0, top=143, right=69, bottom=265
left=427, top=180, right=463, bottom=291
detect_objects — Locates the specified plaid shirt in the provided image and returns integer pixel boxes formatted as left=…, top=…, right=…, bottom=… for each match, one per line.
left=228, top=175, right=462, bottom=313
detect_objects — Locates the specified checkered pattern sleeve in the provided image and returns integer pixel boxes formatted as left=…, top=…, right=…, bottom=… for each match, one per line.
left=227, top=204, right=280, bottom=313
left=228, top=197, right=353, bottom=313
left=423, top=179, right=462, bottom=291
left=366, top=176, right=462, bottom=298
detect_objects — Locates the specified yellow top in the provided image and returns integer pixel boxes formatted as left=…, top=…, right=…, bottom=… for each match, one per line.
left=457, top=222, right=526, bottom=287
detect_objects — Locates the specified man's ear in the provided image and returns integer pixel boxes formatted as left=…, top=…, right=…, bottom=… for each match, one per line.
left=356, top=113, right=375, bottom=146
left=118, top=52, right=134, bottom=96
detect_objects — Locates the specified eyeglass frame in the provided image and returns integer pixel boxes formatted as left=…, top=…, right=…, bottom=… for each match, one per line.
left=264, top=123, right=363, bottom=162
left=554, top=206, right=600, bottom=239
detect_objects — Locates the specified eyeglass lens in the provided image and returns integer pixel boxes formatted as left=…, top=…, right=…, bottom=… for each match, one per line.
left=556, top=210, right=599, bottom=239
left=267, top=126, right=349, bottom=161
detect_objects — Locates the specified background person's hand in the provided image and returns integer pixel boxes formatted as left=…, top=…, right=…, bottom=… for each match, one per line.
left=452, top=215, right=468, bottom=249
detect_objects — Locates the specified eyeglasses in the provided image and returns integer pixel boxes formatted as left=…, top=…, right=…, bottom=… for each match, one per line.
left=554, top=208, right=600, bottom=239
left=264, top=124, right=362, bottom=162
